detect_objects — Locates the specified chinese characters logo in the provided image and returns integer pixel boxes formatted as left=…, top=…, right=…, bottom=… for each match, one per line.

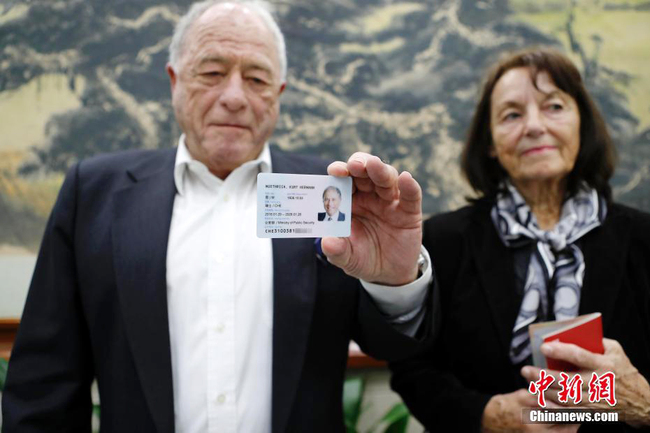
left=528, top=370, right=616, bottom=407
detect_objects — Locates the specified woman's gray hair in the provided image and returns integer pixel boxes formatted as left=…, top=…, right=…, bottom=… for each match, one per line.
left=168, top=0, right=287, bottom=82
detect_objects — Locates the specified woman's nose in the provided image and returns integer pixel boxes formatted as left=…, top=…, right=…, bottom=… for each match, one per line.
left=524, top=107, right=545, bottom=138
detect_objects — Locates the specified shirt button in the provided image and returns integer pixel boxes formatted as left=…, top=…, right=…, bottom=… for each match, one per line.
left=216, top=323, right=225, bottom=333
left=223, top=194, right=230, bottom=202
left=216, top=394, right=226, bottom=405
left=215, top=253, right=224, bottom=264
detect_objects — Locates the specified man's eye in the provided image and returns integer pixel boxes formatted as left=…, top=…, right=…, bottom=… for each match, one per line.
left=547, top=103, right=564, bottom=111
left=196, top=70, right=225, bottom=79
left=248, top=76, right=268, bottom=85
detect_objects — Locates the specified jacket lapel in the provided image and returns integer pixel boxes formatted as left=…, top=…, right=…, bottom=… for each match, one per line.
left=270, top=148, right=321, bottom=433
left=468, top=204, right=522, bottom=356
left=579, top=205, right=630, bottom=333
left=112, top=149, right=177, bottom=433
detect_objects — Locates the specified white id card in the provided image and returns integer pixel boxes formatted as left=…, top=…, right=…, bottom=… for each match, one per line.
left=257, top=173, right=352, bottom=238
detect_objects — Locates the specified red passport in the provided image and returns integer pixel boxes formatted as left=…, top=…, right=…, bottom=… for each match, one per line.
left=528, top=312, right=604, bottom=371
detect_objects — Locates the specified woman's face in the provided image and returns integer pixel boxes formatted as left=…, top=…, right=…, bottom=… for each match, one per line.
left=489, top=67, right=581, bottom=189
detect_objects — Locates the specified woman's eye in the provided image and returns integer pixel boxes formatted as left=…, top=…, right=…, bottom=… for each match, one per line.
left=503, top=112, right=520, bottom=121
left=547, top=102, right=564, bottom=111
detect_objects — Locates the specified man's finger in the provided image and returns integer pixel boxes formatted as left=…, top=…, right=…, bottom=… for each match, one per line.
left=346, top=152, right=370, bottom=178
left=397, top=171, right=421, bottom=215
left=365, top=156, right=398, bottom=189
left=321, top=236, right=351, bottom=269
left=364, top=157, right=399, bottom=201
left=354, top=177, right=374, bottom=193
left=327, top=161, right=349, bottom=177
left=373, top=184, right=399, bottom=202
left=541, top=342, right=602, bottom=371
left=327, top=161, right=356, bottom=193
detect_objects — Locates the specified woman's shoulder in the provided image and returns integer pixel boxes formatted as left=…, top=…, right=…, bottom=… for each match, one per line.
left=606, top=203, right=650, bottom=247
left=608, top=202, right=650, bottom=233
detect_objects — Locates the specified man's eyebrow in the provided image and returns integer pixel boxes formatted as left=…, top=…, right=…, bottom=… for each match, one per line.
left=195, top=57, right=274, bottom=76
left=197, top=56, right=228, bottom=66
left=241, top=60, right=273, bottom=75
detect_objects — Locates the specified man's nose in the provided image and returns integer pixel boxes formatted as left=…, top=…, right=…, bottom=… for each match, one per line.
left=219, top=74, right=247, bottom=112
left=524, top=107, right=545, bottom=138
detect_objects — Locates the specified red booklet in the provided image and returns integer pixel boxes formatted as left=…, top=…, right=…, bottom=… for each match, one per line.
left=528, top=312, right=604, bottom=371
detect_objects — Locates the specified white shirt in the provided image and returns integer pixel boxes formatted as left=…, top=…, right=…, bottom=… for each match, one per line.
left=166, top=136, right=431, bottom=433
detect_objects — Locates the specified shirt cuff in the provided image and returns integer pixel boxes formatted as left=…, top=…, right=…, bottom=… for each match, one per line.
left=360, top=246, right=432, bottom=318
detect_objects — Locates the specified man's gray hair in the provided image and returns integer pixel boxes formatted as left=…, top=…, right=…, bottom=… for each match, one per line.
left=168, top=0, right=287, bottom=82
left=323, top=186, right=342, bottom=199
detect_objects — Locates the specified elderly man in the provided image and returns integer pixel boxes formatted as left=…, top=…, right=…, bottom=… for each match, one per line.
left=2, top=1, right=432, bottom=432
left=318, top=186, right=345, bottom=221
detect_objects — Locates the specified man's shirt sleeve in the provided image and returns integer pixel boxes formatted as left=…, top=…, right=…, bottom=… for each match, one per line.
left=360, top=246, right=433, bottom=337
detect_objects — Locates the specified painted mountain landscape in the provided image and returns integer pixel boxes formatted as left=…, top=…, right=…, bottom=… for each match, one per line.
left=1, top=0, right=649, bottom=307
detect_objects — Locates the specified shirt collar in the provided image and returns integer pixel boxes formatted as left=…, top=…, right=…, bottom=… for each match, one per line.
left=325, top=211, right=340, bottom=221
left=174, top=134, right=272, bottom=196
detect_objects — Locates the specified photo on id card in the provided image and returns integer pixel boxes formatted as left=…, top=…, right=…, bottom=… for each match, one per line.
left=257, top=173, right=352, bottom=238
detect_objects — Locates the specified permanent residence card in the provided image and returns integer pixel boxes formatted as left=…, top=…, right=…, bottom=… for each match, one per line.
left=257, top=173, right=352, bottom=238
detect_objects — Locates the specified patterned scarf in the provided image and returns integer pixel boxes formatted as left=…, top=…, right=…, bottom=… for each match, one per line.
left=491, top=182, right=606, bottom=364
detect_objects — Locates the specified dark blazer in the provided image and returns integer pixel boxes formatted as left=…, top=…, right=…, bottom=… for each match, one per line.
left=390, top=199, right=650, bottom=432
left=2, top=146, right=430, bottom=433
left=317, top=212, right=345, bottom=221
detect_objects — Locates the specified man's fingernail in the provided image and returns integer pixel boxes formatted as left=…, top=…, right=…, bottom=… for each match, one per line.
left=352, top=156, right=366, bottom=166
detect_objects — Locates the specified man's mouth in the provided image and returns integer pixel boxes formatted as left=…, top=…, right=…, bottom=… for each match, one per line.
left=217, top=123, right=248, bottom=129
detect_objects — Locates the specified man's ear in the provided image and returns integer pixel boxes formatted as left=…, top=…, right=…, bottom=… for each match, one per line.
left=166, top=63, right=177, bottom=92
left=279, top=82, right=286, bottom=95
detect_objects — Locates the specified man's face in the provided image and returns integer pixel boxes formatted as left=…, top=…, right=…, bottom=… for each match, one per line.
left=167, top=3, right=285, bottom=179
left=323, top=189, right=341, bottom=217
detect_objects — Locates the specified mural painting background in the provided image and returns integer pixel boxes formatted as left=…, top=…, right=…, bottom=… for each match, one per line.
left=1, top=0, right=649, bottom=316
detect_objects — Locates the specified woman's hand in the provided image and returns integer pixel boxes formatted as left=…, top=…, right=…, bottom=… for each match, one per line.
left=521, top=338, right=650, bottom=428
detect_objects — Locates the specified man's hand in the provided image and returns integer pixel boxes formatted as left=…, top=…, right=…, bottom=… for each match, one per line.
left=521, top=339, right=650, bottom=427
left=482, top=389, right=579, bottom=433
left=323, top=152, right=422, bottom=286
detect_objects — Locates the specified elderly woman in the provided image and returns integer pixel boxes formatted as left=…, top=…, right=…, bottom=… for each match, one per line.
left=391, top=48, right=650, bottom=432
